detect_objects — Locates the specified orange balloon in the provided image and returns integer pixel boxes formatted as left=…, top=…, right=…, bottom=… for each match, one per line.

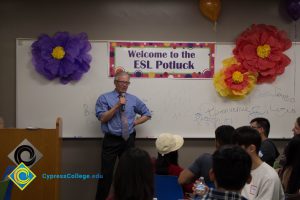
left=199, top=0, right=221, bottom=22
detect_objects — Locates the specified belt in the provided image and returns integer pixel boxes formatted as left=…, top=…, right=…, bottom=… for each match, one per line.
left=104, top=131, right=136, bottom=138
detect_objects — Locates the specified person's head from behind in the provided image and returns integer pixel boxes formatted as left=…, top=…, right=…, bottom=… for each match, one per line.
left=284, top=135, right=300, bottom=194
left=233, top=126, right=261, bottom=157
left=250, top=117, right=270, bottom=139
left=113, top=147, right=154, bottom=200
left=292, top=117, right=300, bottom=136
left=209, top=145, right=252, bottom=192
left=114, top=71, right=130, bottom=94
left=155, top=133, right=184, bottom=174
left=215, top=125, right=235, bottom=149
left=285, top=135, right=300, bottom=166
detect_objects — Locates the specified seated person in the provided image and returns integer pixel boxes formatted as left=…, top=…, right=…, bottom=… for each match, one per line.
left=278, top=135, right=300, bottom=198
left=278, top=117, right=300, bottom=168
left=233, top=126, right=285, bottom=200
left=106, top=147, right=154, bottom=200
left=250, top=117, right=279, bottom=167
left=194, top=145, right=252, bottom=200
left=292, top=117, right=300, bottom=137
left=154, top=132, right=193, bottom=195
left=179, top=125, right=235, bottom=188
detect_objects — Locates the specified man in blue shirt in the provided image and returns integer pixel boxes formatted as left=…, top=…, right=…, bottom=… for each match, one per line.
left=95, top=71, right=151, bottom=200
left=179, top=125, right=235, bottom=189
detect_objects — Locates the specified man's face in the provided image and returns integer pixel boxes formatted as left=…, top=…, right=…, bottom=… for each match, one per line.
left=292, top=121, right=300, bottom=136
left=250, top=122, right=263, bottom=138
left=114, top=74, right=130, bottom=93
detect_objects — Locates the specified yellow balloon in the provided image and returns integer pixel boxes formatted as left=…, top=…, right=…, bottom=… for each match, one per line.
left=199, top=0, right=221, bottom=22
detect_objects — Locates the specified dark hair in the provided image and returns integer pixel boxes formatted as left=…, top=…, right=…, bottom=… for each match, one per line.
left=215, top=125, right=235, bottom=146
left=212, top=145, right=252, bottom=190
left=250, top=117, right=270, bottom=137
left=284, top=135, right=300, bottom=194
left=155, top=151, right=178, bottom=175
left=233, top=126, right=261, bottom=154
left=113, top=148, right=154, bottom=200
left=297, top=117, right=300, bottom=127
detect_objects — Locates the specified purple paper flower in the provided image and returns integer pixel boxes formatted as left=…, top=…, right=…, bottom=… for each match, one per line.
left=31, top=32, right=92, bottom=84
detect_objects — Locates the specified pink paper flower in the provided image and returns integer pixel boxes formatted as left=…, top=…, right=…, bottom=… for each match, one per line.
left=233, top=24, right=291, bottom=83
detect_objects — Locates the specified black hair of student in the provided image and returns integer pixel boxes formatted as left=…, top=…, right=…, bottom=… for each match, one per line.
left=215, top=125, right=235, bottom=146
left=250, top=117, right=270, bottom=137
left=284, top=135, right=300, bottom=194
left=233, top=126, right=261, bottom=154
left=155, top=150, right=178, bottom=175
left=113, top=147, right=154, bottom=200
left=212, top=145, right=252, bottom=191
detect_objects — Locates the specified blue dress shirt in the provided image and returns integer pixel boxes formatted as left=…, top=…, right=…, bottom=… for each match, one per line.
left=95, top=90, right=151, bottom=136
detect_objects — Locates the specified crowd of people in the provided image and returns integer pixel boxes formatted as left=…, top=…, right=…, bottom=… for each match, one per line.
left=95, top=71, right=300, bottom=200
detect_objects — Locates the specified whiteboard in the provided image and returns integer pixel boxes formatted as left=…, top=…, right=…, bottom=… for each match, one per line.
left=16, top=39, right=300, bottom=138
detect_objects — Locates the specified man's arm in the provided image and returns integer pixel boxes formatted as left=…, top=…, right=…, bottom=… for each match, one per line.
left=99, top=103, right=121, bottom=123
left=255, top=178, right=284, bottom=200
left=178, top=169, right=195, bottom=185
left=96, top=95, right=124, bottom=123
left=134, top=116, right=150, bottom=126
left=134, top=97, right=151, bottom=123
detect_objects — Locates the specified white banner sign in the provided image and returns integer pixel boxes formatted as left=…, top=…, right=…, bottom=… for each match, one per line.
left=109, top=41, right=215, bottom=78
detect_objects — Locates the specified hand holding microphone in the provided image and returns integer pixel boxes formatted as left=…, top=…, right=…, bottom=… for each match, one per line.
left=119, top=93, right=126, bottom=112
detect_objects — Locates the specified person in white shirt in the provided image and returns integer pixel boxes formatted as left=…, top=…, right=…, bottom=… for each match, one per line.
left=233, top=126, right=285, bottom=200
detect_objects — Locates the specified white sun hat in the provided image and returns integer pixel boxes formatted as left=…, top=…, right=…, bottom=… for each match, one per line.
left=155, top=133, right=184, bottom=155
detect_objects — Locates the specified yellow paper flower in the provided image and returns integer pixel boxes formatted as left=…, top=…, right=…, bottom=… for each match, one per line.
left=214, top=57, right=257, bottom=100
left=222, top=57, right=239, bottom=67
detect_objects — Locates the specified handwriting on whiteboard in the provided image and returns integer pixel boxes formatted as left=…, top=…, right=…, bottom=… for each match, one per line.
left=194, top=103, right=295, bottom=128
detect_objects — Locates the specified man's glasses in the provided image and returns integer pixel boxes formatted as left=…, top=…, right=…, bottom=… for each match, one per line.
left=116, top=80, right=130, bottom=85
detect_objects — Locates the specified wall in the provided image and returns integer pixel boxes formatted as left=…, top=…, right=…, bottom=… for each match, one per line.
left=16, top=41, right=300, bottom=138
left=0, top=0, right=299, bottom=199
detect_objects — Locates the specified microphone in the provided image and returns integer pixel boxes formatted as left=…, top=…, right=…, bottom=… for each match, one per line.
left=119, top=93, right=126, bottom=112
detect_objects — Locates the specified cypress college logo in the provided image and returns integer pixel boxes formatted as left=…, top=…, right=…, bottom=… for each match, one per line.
left=8, top=162, right=36, bottom=190
left=8, top=139, right=43, bottom=168
left=7, top=139, right=43, bottom=190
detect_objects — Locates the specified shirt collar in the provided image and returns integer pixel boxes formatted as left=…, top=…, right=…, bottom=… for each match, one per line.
left=113, top=90, right=126, bottom=98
